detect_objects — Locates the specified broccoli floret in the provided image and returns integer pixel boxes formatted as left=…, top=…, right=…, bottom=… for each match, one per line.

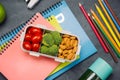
left=50, top=31, right=62, bottom=45
left=48, top=45, right=59, bottom=56
left=45, top=30, right=51, bottom=33
left=40, top=45, right=49, bottom=54
left=42, top=33, right=54, bottom=46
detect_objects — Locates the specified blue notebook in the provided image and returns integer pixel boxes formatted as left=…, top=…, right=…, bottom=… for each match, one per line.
left=41, top=0, right=97, bottom=80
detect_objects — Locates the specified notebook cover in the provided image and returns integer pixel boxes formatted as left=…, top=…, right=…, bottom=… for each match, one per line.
left=0, top=25, right=25, bottom=53
left=46, top=15, right=63, bottom=32
left=42, top=0, right=97, bottom=80
left=0, top=13, right=60, bottom=80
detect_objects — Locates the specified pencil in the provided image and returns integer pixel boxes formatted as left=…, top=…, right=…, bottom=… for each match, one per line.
left=98, top=0, right=120, bottom=40
left=103, top=0, right=120, bottom=32
left=95, top=4, right=120, bottom=48
left=104, top=0, right=120, bottom=26
left=90, top=9, right=120, bottom=57
left=79, top=3, right=109, bottom=52
left=92, top=16, right=118, bottom=63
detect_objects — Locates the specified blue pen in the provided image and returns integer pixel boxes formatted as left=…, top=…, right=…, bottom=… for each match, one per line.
left=102, top=0, right=120, bottom=32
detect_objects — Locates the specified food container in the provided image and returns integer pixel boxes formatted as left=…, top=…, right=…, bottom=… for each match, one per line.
left=20, top=24, right=81, bottom=62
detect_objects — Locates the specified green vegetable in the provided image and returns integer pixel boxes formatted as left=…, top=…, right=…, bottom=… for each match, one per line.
left=42, top=33, right=54, bottom=46
left=40, top=31, right=62, bottom=56
left=40, top=45, right=59, bottom=56
left=50, top=31, right=62, bottom=45
left=48, top=45, right=59, bottom=56
left=40, top=45, right=49, bottom=54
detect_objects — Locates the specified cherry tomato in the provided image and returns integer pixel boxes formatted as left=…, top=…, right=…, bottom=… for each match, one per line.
left=24, top=33, right=32, bottom=41
left=32, top=43, right=40, bottom=52
left=23, top=41, right=32, bottom=50
left=26, top=27, right=32, bottom=34
left=29, top=27, right=42, bottom=35
left=31, top=34, right=42, bottom=43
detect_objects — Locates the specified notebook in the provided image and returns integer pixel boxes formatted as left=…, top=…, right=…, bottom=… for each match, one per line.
left=0, top=13, right=60, bottom=80
left=41, top=0, right=97, bottom=80
left=0, top=24, right=25, bottom=54
left=46, top=15, right=63, bottom=32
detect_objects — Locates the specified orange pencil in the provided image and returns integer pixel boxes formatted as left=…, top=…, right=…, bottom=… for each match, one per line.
left=90, top=9, right=120, bottom=57
left=98, top=0, right=120, bottom=40
left=92, top=16, right=118, bottom=63
left=79, top=3, right=109, bottom=52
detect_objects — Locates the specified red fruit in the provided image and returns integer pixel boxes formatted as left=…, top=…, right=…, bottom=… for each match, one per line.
left=29, top=27, right=42, bottom=35
left=23, top=41, right=32, bottom=50
left=26, top=27, right=32, bottom=34
left=24, top=33, right=32, bottom=41
left=31, top=34, right=42, bottom=43
left=32, top=43, right=40, bottom=52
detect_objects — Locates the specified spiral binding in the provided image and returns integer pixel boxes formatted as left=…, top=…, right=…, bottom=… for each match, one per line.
left=40, top=0, right=63, bottom=16
left=0, top=0, right=63, bottom=54
left=0, top=24, right=25, bottom=54
left=0, top=13, right=38, bottom=54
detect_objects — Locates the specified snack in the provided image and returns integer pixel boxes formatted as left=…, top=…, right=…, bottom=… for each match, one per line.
left=21, top=25, right=80, bottom=62
left=22, top=27, right=43, bottom=52
left=57, top=34, right=78, bottom=60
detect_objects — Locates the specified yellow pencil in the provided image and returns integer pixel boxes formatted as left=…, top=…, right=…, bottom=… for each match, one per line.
left=90, top=9, right=120, bottom=54
left=98, top=0, right=120, bottom=43
left=95, top=4, right=120, bottom=48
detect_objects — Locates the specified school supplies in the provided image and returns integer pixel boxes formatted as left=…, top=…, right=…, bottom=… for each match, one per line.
left=79, top=58, right=113, bottom=80
left=95, top=4, right=120, bottom=48
left=0, top=24, right=25, bottom=54
left=91, top=16, right=118, bottom=63
left=43, top=0, right=97, bottom=79
left=79, top=3, right=109, bottom=53
left=0, top=13, right=60, bottom=80
left=104, top=0, right=120, bottom=28
left=91, top=9, right=120, bottom=57
left=102, top=0, right=120, bottom=32
left=25, top=0, right=39, bottom=9
left=46, top=15, right=62, bottom=32
left=98, top=0, right=120, bottom=40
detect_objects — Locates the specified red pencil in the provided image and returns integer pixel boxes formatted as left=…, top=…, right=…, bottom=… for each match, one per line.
left=79, top=3, right=109, bottom=53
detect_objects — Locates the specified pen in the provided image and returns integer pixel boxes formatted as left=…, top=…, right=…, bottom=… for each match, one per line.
left=25, top=0, right=39, bottom=9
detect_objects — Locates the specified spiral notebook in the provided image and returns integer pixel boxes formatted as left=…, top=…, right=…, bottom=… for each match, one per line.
left=41, top=0, right=97, bottom=80
left=0, top=13, right=60, bottom=80
left=0, top=24, right=25, bottom=54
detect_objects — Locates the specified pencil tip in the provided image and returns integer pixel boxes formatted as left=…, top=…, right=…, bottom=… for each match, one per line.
left=88, top=13, right=90, bottom=16
left=92, top=16, right=94, bottom=19
left=90, top=9, right=93, bottom=13
left=95, top=3, right=98, bottom=7
left=79, top=3, right=82, bottom=6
